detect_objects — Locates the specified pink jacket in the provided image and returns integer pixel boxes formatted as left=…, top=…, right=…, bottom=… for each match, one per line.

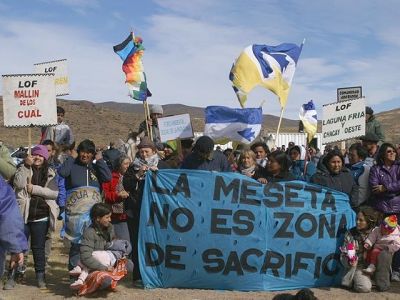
left=365, top=226, right=400, bottom=254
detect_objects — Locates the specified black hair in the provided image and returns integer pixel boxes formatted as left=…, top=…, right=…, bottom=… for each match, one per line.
left=90, top=203, right=111, bottom=221
left=349, top=143, right=368, bottom=160
left=323, top=149, right=344, bottom=169
left=289, top=146, right=301, bottom=155
left=77, top=139, right=96, bottom=155
left=376, top=142, right=397, bottom=166
left=41, top=139, right=55, bottom=148
left=268, top=150, right=291, bottom=172
left=181, top=138, right=194, bottom=149
left=251, top=142, right=270, bottom=154
left=57, top=106, right=65, bottom=115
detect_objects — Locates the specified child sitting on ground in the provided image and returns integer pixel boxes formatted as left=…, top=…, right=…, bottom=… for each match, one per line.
left=69, top=203, right=131, bottom=290
left=363, top=215, right=400, bottom=275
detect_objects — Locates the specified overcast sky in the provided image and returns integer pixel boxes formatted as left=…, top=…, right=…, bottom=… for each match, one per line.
left=1, top=0, right=399, bottom=119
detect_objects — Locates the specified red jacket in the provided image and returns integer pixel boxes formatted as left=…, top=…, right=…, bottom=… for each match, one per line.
left=102, top=171, right=127, bottom=221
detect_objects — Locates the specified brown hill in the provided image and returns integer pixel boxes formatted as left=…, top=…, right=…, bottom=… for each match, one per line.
left=0, top=97, right=397, bottom=148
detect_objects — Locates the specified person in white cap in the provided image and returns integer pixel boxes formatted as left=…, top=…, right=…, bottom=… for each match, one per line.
left=138, top=104, right=163, bottom=145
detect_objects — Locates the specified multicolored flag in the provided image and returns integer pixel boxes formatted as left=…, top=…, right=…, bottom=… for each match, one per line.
left=204, top=106, right=262, bottom=144
left=229, top=43, right=303, bottom=108
left=113, top=33, right=150, bottom=101
left=299, top=100, right=317, bottom=143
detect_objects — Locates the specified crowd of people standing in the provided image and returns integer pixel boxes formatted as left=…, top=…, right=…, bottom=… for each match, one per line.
left=1, top=104, right=400, bottom=295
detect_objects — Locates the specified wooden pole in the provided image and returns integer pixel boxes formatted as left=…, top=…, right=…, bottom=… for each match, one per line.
left=145, top=101, right=153, bottom=141
left=274, top=107, right=285, bottom=148
left=28, top=127, right=32, bottom=155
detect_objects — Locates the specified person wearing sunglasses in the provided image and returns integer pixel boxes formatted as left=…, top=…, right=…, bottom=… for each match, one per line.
left=369, top=142, right=400, bottom=282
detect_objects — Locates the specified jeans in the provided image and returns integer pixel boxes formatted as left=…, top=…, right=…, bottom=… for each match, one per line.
left=112, top=221, right=130, bottom=245
left=68, top=243, right=81, bottom=271
left=24, top=221, right=49, bottom=273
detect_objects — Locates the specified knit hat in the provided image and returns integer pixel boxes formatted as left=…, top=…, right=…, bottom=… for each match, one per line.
left=150, top=104, right=163, bottom=115
left=366, top=106, right=374, bottom=115
left=32, top=145, right=49, bottom=160
left=360, top=132, right=380, bottom=143
left=194, top=136, right=214, bottom=154
left=381, top=215, right=398, bottom=232
left=137, top=136, right=156, bottom=151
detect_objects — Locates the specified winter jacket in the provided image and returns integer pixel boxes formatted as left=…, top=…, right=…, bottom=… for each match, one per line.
left=107, top=239, right=132, bottom=260
left=13, top=165, right=60, bottom=231
left=58, top=156, right=112, bottom=190
left=0, top=144, right=16, bottom=181
left=341, top=227, right=371, bottom=268
left=365, top=226, right=400, bottom=254
left=80, top=224, right=115, bottom=271
left=0, top=176, right=28, bottom=275
left=310, top=163, right=359, bottom=208
left=366, top=116, right=385, bottom=143
left=369, top=161, right=400, bottom=214
left=41, top=122, right=74, bottom=146
left=181, top=151, right=231, bottom=172
left=289, top=159, right=316, bottom=182
left=102, top=171, right=128, bottom=221
left=350, top=161, right=371, bottom=207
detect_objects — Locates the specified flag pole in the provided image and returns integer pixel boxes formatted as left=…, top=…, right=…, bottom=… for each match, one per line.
left=275, top=107, right=285, bottom=148
left=130, top=29, right=152, bottom=141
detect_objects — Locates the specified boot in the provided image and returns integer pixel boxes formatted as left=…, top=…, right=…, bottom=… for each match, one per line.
left=3, top=267, right=17, bottom=290
left=36, top=272, right=46, bottom=289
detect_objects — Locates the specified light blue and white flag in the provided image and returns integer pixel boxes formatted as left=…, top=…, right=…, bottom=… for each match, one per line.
left=299, top=100, right=317, bottom=143
left=204, top=106, right=262, bottom=144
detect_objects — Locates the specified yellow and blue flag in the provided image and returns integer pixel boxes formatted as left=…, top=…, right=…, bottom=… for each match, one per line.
left=299, top=100, right=317, bottom=143
left=229, top=43, right=303, bottom=108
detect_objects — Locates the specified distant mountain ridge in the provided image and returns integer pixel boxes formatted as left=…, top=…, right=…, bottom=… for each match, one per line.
left=0, top=97, right=397, bottom=148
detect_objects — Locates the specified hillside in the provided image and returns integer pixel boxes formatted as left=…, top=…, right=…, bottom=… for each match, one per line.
left=0, top=97, right=397, bottom=148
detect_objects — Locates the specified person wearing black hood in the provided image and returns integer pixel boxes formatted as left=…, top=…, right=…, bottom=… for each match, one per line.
left=311, top=149, right=359, bottom=209
left=180, top=136, right=231, bottom=172
left=365, top=106, right=385, bottom=144
left=58, top=139, right=112, bottom=273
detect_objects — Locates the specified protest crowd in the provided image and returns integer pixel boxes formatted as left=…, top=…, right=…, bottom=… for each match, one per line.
left=0, top=101, right=399, bottom=298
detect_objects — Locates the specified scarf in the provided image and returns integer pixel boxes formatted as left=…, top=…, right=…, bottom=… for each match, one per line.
left=133, top=153, right=159, bottom=171
left=239, top=165, right=256, bottom=176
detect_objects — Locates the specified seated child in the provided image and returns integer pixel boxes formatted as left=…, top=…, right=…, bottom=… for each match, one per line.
left=69, top=203, right=131, bottom=290
left=363, top=215, right=400, bottom=275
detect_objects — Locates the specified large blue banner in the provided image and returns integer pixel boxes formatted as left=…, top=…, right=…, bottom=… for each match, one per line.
left=139, top=170, right=355, bottom=291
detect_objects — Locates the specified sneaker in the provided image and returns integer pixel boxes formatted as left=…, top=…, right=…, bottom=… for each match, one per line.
left=70, top=278, right=84, bottom=290
left=363, top=264, right=376, bottom=274
left=69, top=266, right=82, bottom=276
left=392, top=271, right=400, bottom=282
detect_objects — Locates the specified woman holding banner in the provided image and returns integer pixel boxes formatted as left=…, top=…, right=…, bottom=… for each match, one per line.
left=123, top=137, right=168, bottom=282
left=13, top=145, right=60, bottom=288
left=264, top=150, right=295, bottom=183
left=311, top=150, right=359, bottom=209
left=237, top=149, right=267, bottom=183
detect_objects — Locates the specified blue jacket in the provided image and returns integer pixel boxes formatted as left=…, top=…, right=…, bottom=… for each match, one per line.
left=289, top=160, right=316, bottom=182
left=58, top=156, right=112, bottom=191
left=181, top=151, right=231, bottom=172
left=0, top=176, right=28, bottom=274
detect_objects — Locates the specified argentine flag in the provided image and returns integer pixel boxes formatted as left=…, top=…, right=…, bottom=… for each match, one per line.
left=204, top=106, right=262, bottom=144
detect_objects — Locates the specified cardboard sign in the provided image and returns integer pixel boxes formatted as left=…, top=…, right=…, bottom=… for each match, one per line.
left=158, top=114, right=193, bottom=142
left=2, top=74, right=57, bottom=127
left=34, top=59, right=69, bottom=96
left=139, top=170, right=355, bottom=291
left=322, top=98, right=365, bottom=144
left=337, top=86, right=362, bottom=102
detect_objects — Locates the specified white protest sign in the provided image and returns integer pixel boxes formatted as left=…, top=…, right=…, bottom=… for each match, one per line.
left=34, top=59, right=69, bottom=96
left=158, top=114, right=193, bottom=142
left=322, top=98, right=365, bottom=144
left=2, top=74, right=57, bottom=127
left=337, top=86, right=362, bottom=102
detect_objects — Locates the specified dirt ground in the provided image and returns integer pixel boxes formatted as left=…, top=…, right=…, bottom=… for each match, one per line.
left=2, top=232, right=400, bottom=300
